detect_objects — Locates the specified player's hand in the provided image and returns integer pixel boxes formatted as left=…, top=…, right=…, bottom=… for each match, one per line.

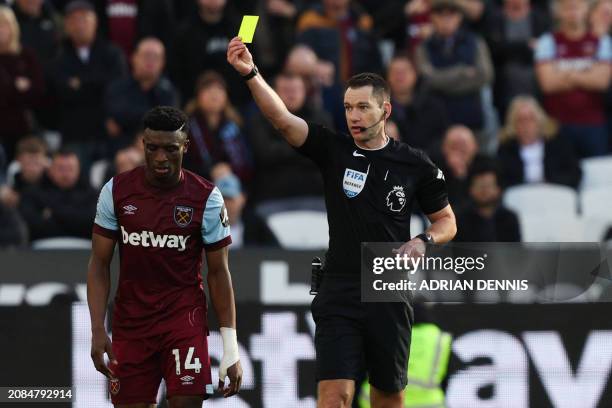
left=219, top=360, right=243, bottom=397
left=227, top=36, right=254, bottom=76
left=393, top=238, right=426, bottom=259
left=90, top=327, right=117, bottom=379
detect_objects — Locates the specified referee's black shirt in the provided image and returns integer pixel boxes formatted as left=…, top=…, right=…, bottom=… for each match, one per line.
left=296, top=123, right=449, bottom=275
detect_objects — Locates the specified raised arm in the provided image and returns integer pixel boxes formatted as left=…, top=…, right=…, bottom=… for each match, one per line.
left=87, top=233, right=117, bottom=378
left=227, top=36, right=308, bottom=147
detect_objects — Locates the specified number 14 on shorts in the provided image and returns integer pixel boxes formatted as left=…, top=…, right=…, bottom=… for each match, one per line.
left=172, top=347, right=202, bottom=374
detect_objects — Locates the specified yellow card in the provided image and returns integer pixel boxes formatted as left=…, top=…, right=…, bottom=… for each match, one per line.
left=238, top=15, right=259, bottom=43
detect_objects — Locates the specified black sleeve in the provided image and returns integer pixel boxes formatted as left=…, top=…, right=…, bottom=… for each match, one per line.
left=294, top=122, right=335, bottom=168
left=415, top=152, right=449, bottom=215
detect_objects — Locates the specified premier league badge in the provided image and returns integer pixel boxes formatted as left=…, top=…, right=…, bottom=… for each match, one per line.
left=219, top=204, right=229, bottom=228
left=386, top=186, right=407, bottom=212
left=174, top=205, right=194, bottom=227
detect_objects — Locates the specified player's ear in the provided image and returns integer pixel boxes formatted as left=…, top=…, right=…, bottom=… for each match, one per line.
left=183, top=138, right=190, bottom=154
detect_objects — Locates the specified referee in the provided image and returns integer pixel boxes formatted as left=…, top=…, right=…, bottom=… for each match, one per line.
left=227, top=38, right=456, bottom=408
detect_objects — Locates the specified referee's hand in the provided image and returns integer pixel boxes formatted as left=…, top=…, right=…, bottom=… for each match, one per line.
left=393, top=238, right=426, bottom=259
left=227, top=36, right=254, bottom=76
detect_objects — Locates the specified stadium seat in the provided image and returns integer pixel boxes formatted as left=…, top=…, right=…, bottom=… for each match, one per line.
left=581, top=216, right=612, bottom=242
left=581, top=188, right=612, bottom=241
left=89, top=159, right=110, bottom=190
left=518, top=213, right=585, bottom=242
left=580, top=156, right=612, bottom=191
left=31, top=237, right=92, bottom=250
left=581, top=187, right=612, bottom=219
left=503, top=184, right=578, bottom=217
left=266, top=210, right=328, bottom=249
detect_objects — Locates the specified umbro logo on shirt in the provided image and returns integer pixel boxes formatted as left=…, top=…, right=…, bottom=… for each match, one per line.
left=180, top=375, right=194, bottom=385
left=123, top=204, right=137, bottom=215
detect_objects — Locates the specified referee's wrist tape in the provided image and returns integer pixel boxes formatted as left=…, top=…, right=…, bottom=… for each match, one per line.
left=219, top=327, right=240, bottom=379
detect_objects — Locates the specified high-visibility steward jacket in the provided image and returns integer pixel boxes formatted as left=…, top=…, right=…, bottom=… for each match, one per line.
left=359, top=323, right=452, bottom=408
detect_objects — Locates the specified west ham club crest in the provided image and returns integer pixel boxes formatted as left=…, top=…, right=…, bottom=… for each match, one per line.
left=174, top=205, right=194, bottom=227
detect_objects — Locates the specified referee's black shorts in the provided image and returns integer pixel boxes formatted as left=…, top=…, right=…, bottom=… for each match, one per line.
left=311, top=274, right=413, bottom=393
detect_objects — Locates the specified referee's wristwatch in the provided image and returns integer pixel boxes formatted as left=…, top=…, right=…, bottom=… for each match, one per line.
left=242, top=65, right=259, bottom=81
left=415, top=232, right=434, bottom=244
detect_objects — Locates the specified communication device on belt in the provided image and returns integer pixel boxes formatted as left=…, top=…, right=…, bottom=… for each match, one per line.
left=310, top=257, right=322, bottom=295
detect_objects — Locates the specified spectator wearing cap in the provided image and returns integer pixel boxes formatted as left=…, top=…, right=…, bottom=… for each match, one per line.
left=415, top=0, right=494, bottom=136
left=387, top=54, right=449, bottom=154
left=211, top=163, right=277, bottom=248
left=0, top=6, right=45, bottom=162
left=104, top=37, right=177, bottom=155
left=485, top=0, right=551, bottom=115
left=18, top=148, right=97, bottom=241
left=248, top=72, right=331, bottom=211
left=454, top=159, right=521, bottom=242
left=170, top=0, right=245, bottom=106
left=183, top=70, right=252, bottom=184
left=49, top=0, right=127, bottom=167
left=296, top=0, right=383, bottom=84
left=534, top=0, right=611, bottom=157
left=497, top=95, right=581, bottom=188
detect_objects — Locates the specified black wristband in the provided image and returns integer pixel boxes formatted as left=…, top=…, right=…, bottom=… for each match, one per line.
left=242, top=65, right=258, bottom=81
left=415, top=232, right=434, bottom=244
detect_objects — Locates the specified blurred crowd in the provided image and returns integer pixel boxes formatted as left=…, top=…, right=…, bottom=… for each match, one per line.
left=0, top=0, right=610, bottom=248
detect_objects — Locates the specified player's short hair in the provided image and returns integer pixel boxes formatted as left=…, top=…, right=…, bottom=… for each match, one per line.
left=345, top=72, right=390, bottom=106
left=143, top=106, right=187, bottom=135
